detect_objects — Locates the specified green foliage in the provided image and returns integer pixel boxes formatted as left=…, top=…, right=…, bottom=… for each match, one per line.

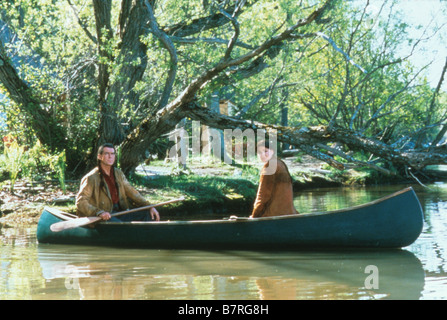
left=0, top=136, right=68, bottom=193
left=1, top=135, right=24, bottom=193
left=48, top=150, right=67, bottom=194
left=274, top=0, right=444, bottom=149
left=0, top=0, right=98, bottom=162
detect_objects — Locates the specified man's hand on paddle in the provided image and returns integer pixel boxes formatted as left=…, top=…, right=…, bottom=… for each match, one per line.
left=99, top=212, right=112, bottom=221
left=99, top=208, right=159, bottom=221
left=150, top=207, right=160, bottom=221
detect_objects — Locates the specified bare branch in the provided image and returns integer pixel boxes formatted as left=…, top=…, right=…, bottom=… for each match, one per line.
left=176, top=1, right=331, bottom=108
left=218, top=0, right=246, bottom=61
left=429, top=56, right=447, bottom=148
left=170, top=35, right=253, bottom=50
left=144, top=0, right=178, bottom=109
left=315, top=32, right=367, bottom=74
left=162, top=3, right=246, bottom=37
left=66, top=0, right=97, bottom=44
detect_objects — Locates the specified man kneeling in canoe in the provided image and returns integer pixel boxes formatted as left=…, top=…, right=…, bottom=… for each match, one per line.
left=250, top=139, right=298, bottom=218
left=76, top=143, right=160, bottom=222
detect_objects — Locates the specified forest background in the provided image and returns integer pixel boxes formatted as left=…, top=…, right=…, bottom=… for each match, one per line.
left=0, top=0, right=447, bottom=210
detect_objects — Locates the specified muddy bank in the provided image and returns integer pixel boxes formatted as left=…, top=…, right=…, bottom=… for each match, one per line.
left=0, top=180, right=78, bottom=226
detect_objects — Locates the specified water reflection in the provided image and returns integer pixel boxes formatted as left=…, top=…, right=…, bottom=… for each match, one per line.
left=294, top=184, right=447, bottom=299
left=35, top=245, right=424, bottom=300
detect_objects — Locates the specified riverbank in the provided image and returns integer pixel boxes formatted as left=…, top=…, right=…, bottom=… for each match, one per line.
left=0, top=155, right=439, bottom=226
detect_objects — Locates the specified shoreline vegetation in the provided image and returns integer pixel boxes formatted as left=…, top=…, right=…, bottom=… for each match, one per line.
left=0, top=155, right=445, bottom=226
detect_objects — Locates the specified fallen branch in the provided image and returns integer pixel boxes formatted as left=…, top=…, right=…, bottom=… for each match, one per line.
left=182, top=103, right=447, bottom=174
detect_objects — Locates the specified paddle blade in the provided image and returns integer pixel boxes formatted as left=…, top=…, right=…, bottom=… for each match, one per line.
left=50, top=216, right=101, bottom=232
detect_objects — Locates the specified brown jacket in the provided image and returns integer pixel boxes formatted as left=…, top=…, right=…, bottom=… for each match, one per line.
left=76, top=167, right=150, bottom=217
left=251, top=158, right=298, bottom=218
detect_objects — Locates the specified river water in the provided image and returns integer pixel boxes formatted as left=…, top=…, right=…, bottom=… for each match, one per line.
left=1, top=183, right=446, bottom=300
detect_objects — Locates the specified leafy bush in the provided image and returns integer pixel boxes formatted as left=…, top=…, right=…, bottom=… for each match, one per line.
left=1, top=135, right=24, bottom=193
left=1, top=136, right=67, bottom=193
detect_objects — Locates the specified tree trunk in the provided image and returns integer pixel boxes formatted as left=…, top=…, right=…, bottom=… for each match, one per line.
left=92, top=0, right=124, bottom=149
left=0, top=40, right=66, bottom=151
left=93, top=0, right=150, bottom=149
left=119, top=104, right=185, bottom=175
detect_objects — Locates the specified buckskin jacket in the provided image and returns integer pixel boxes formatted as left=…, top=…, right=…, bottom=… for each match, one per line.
left=76, top=167, right=150, bottom=217
left=250, top=158, right=298, bottom=218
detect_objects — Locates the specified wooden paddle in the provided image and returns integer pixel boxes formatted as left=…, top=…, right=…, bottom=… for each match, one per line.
left=50, top=197, right=185, bottom=232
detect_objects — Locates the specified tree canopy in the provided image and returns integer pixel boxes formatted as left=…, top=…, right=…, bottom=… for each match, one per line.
left=0, top=0, right=446, bottom=179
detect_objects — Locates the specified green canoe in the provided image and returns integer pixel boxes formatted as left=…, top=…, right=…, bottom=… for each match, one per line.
left=36, top=187, right=424, bottom=250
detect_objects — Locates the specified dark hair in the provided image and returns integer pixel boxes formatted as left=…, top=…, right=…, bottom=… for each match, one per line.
left=97, top=143, right=115, bottom=155
left=257, top=139, right=275, bottom=152
left=97, top=143, right=115, bottom=167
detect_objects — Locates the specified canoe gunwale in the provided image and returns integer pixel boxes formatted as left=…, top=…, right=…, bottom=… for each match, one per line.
left=43, top=207, right=77, bottom=220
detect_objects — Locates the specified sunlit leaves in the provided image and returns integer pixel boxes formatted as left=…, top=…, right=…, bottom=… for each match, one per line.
left=0, top=0, right=445, bottom=174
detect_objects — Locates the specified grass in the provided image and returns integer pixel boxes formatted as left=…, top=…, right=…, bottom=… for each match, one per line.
left=130, top=169, right=259, bottom=218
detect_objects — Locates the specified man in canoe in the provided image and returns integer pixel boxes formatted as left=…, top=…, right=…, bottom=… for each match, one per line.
left=250, top=139, right=298, bottom=218
left=76, top=143, right=160, bottom=222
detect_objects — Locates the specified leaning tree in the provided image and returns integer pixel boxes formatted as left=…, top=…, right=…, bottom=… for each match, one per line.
left=0, top=0, right=446, bottom=178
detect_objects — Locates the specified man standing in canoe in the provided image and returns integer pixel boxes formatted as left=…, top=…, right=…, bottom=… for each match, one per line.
left=250, top=139, right=298, bottom=218
left=76, top=143, right=160, bottom=221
